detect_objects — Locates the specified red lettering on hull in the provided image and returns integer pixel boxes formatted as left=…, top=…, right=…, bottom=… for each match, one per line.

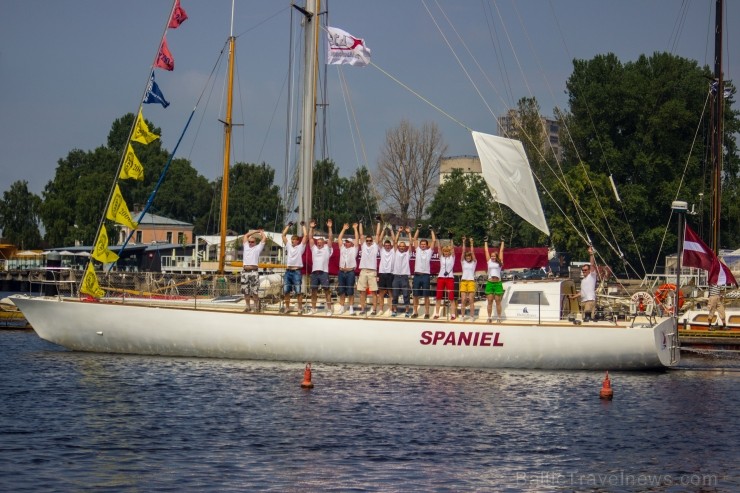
left=419, top=330, right=504, bottom=347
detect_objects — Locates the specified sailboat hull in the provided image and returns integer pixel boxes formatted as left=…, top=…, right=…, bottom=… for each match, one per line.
left=15, top=297, right=677, bottom=370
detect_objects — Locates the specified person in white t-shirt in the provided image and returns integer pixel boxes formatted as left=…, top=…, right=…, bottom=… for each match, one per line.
left=337, top=223, right=359, bottom=315
left=433, top=237, right=457, bottom=320
left=357, top=220, right=382, bottom=315
left=570, top=246, right=597, bottom=322
left=241, top=229, right=266, bottom=312
left=308, top=219, right=333, bottom=315
left=377, top=226, right=395, bottom=316
left=391, top=226, right=412, bottom=317
left=411, top=227, right=437, bottom=319
left=281, top=221, right=308, bottom=313
left=484, top=238, right=505, bottom=323
left=459, top=236, right=477, bottom=321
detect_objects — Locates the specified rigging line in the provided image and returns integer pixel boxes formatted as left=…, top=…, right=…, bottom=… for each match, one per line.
left=183, top=40, right=228, bottom=162
left=481, top=0, right=515, bottom=107
left=283, top=5, right=296, bottom=217
left=490, top=2, right=615, bottom=254
left=519, top=1, right=619, bottom=256
left=232, top=5, right=291, bottom=40
left=257, top=65, right=291, bottom=164
left=667, top=0, right=691, bottom=54
left=87, top=0, right=182, bottom=280
left=545, top=2, right=645, bottom=270
left=336, top=68, right=363, bottom=170
left=650, top=92, right=711, bottom=276
left=368, top=61, right=471, bottom=132
left=423, top=0, right=499, bottom=124
left=113, top=48, right=232, bottom=268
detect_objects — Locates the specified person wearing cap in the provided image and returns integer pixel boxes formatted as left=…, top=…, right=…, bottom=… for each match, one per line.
left=281, top=221, right=308, bottom=314
left=391, top=226, right=412, bottom=317
left=241, top=229, right=267, bottom=312
left=337, top=223, right=359, bottom=315
left=357, top=219, right=382, bottom=316
left=411, top=227, right=437, bottom=318
left=308, top=219, right=334, bottom=315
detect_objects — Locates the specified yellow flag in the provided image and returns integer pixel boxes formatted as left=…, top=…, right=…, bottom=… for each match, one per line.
left=92, top=225, right=120, bottom=264
left=80, top=262, right=105, bottom=298
left=106, top=184, right=138, bottom=230
left=131, top=109, right=159, bottom=145
left=119, top=144, right=144, bottom=180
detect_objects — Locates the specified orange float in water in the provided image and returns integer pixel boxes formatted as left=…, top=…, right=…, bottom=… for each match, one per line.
left=599, top=371, right=613, bottom=400
left=301, top=363, right=314, bottom=389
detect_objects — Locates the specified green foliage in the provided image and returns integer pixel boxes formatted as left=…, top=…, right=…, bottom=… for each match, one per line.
left=0, top=181, right=42, bottom=249
left=311, top=160, right=378, bottom=226
left=218, top=162, right=284, bottom=233
left=39, top=113, right=217, bottom=246
left=558, top=52, right=739, bottom=273
left=425, top=169, right=496, bottom=242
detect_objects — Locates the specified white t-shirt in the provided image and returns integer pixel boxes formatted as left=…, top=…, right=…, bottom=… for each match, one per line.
left=580, top=272, right=597, bottom=302
left=359, top=242, right=379, bottom=270
left=392, top=249, right=411, bottom=276
left=310, top=244, right=332, bottom=272
left=378, top=247, right=395, bottom=274
left=461, top=259, right=477, bottom=281
left=285, top=242, right=306, bottom=268
left=438, top=253, right=455, bottom=279
left=414, top=247, right=432, bottom=274
left=243, top=239, right=265, bottom=266
left=339, top=245, right=358, bottom=269
left=487, top=259, right=502, bottom=279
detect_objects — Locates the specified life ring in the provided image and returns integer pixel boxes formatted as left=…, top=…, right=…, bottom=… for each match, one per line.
left=630, top=291, right=655, bottom=314
left=654, top=283, right=684, bottom=310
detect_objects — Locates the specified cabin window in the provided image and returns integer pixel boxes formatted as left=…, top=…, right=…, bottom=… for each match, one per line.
left=509, top=291, right=549, bottom=305
left=166, top=232, right=173, bottom=243
left=135, top=231, right=142, bottom=243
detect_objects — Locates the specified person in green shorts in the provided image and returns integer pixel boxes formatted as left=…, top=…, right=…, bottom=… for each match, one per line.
left=484, top=239, right=505, bottom=323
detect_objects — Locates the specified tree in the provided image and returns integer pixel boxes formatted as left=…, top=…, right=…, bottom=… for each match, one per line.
left=220, top=162, right=284, bottom=233
left=376, top=119, right=447, bottom=224
left=425, top=169, right=496, bottom=241
left=310, top=160, right=379, bottom=227
left=558, top=52, right=739, bottom=272
left=40, top=114, right=215, bottom=246
left=0, top=181, right=42, bottom=249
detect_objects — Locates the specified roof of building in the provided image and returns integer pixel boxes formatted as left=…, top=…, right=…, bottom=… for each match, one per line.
left=133, top=212, right=193, bottom=227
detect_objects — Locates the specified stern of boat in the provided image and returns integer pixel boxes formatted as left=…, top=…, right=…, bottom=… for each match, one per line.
left=654, top=317, right=681, bottom=367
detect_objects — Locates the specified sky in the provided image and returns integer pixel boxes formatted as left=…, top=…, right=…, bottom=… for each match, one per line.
left=1, top=0, right=738, bottom=202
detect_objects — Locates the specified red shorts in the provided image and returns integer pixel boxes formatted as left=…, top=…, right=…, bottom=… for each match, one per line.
left=436, top=277, right=455, bottom=300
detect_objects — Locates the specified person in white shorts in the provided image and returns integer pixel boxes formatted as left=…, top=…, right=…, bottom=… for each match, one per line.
left=357, top=219, right=382, bottom=315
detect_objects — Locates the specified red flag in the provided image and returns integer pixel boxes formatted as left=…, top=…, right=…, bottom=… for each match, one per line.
left=155, top=37, right=174, bottom=71
left=682, top=224, right=737, bottom=286
left=168, top=0, right=188, bottom=29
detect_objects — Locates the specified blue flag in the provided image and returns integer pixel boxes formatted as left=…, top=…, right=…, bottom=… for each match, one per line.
left=143, top=73, right=170, bottom=108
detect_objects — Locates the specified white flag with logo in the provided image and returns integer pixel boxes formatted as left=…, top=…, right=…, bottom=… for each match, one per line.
left=327, top=26, right=371, bottom=67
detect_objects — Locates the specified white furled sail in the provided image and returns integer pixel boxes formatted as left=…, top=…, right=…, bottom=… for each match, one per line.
left=472, top=131, right=550, bottom=236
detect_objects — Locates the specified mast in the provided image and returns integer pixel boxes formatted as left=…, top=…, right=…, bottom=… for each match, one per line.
left=710, top=0, right=724, bottom=254
left=298, top=0, right=320, bottom=226
left=218, top=2, right=237, bottom=273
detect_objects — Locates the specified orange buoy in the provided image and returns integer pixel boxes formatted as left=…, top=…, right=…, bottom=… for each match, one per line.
left=599, top=371, right=613, bottom=400
left=300, top=363, right=314, bottom=389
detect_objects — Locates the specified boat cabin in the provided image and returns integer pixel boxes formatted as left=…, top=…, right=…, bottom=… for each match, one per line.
left=501, top=279, right=579, bottom=322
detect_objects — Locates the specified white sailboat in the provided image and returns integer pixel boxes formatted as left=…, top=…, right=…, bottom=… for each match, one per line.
left=13, top=0, right=679, bottom=370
